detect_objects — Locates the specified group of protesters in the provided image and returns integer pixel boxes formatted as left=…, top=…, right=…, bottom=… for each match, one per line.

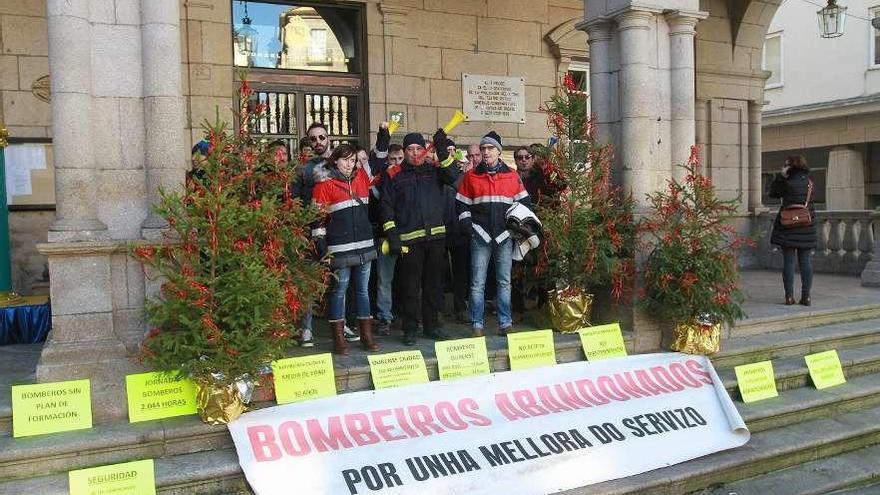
left=193, top=122, right=557, bottom=355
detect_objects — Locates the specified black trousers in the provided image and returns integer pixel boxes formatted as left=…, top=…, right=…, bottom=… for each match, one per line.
left=398, top=239, right=445, bottom=334
left=449, top=244, right=470, bottom=313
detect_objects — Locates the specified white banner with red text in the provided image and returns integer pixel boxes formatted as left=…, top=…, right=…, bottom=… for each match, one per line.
left=228, top=352, right=749, bottom=495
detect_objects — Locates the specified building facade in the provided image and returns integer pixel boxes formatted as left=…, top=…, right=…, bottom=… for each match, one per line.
left=761, top=0, right=880, bottom=210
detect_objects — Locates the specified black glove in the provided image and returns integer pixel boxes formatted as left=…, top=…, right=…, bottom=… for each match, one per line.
left=506, top=219, right=533, bottom=240
left=315, top=237, right=328, bottom=259
left=376, top=126, right=391, bottom=152
left=460, top=218, right=473, bottom=236
left=387, top=231, right=403, bottom=255
left=433, top=129, right=450, bottom=162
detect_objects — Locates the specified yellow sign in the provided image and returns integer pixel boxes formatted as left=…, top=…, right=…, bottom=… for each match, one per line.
left=272, top=354, right=337, bottom=404
left=12, top=379, right=92, bottom=437
left=69, top=459, right=156, bottom=495
left=507, top=330, right=557, bottom=371
left=435, top=337, right=491, bottom=380
left=578, top=323, right=628, bottom=361
left=804, top=350, right=847, bottom=390
left=734, top=361, right=779, bottom=403
left=368, top=351, right=429, bottom=390
left=125, top=372, right=198, bottom=423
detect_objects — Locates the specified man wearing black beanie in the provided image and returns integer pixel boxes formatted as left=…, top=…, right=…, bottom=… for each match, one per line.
left=379, top=130, right=459, bottom=345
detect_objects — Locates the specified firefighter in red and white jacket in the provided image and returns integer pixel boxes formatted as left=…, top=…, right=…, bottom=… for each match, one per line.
left=312, top=144, right=380, bottom=355
left=456, top=131, right=531, bottom=337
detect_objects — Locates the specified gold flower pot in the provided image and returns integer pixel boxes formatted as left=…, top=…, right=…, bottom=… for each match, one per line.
left=546, top=288, right=593, bottom=333
left=196, top=381, right=247, bottom=425
left=671, top=319, right=721, bottom=355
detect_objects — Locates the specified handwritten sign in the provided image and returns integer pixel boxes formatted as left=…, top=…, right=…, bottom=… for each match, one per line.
left=507, top=330, right=556, bottom=371
left=272, top=354, right=337, bottom=404
left=68, top=459, right=156, bottom=495
left=579, top=323, right=627, bottom=361
left=435, top=337, right=491, bottom=380
left=368, top=351, right=429, bottom=390
left=125, top=372, right=197, bottom=423
left=734, top=361, right=779, bottom=403
left=804, top=350, right=846, bottom=390
left=12, top=379, right=92, bottom=437
left=462, top=74, right=525, bottom=123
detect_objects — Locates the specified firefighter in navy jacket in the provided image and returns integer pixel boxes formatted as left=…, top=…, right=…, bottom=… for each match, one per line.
left=379, top=131, right=459, bottom=345
left=456, top=131, right=531, bottom=337
left=312, top=144, right=380, bottom=355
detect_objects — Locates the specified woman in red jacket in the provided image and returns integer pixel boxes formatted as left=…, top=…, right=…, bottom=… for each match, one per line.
left=312, top=144, right=380, bottom=355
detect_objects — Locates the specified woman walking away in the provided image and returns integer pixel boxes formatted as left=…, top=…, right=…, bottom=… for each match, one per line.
left=769, top=155, right=816, bottom=306
left=312, top=144, right=380, bottom=354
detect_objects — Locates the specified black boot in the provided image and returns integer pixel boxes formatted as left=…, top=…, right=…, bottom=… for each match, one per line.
left=403, top=328, right=417, bottom=346
left=423, top=327, right=450, bottom=340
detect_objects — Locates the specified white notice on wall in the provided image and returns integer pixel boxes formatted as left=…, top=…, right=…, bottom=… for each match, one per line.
left=462, top=74, right=526, bottom=124
left=4, top=144, right=46, bottom=204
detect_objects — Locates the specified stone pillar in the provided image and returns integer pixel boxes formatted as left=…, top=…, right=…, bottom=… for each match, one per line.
left=862, top=210, right=880, bottom=287
left=582, top=20, right=614, bottom=144
left=826, top=147, right=865, bottom=210
left=666, top=13, right=700, bottom=180
left=747, top=101, right=766, bottom=212
left=616, top=10, right=656, bottom=205
left=46, top=0, right=108, bottom=242
left=141, top=0, right=187, bottom=234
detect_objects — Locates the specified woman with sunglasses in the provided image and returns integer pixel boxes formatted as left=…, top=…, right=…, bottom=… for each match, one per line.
left=312, top=144, right=380, bottom=355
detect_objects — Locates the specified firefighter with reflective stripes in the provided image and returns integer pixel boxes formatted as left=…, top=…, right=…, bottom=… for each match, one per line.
left=312, top=144, right=380, bottom=355
left=456, top=131, right=531, bottom=337
left=379, top=131, right=459, bottom=345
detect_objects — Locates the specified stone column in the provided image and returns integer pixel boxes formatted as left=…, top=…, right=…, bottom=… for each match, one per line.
left=46, top=0, right=108, bottom=242
left=616, top=10, right=656, bottom=205
left=826, top=146, right=865, bottom=210
left=747, top=101, right=766, bottom=212
left=141, top=0, right=187, bottom=235
left=666, top=12, right=701, bottom=180
left=582, top=20, right=614, bottom=144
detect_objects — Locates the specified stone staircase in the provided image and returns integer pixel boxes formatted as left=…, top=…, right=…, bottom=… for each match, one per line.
left=2, top=307, right=880, bottom=494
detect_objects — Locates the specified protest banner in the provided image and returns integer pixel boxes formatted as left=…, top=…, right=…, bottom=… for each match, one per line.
left=12, top=379, right=92, bottom=437
left=229, top=353, right=749, bottom=495
left=125, top=372, right=198, bottom=423
left=68, top=459, right=156, bottom=495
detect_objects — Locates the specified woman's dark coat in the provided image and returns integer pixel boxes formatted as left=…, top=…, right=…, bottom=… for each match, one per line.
left=769, top=169, right=817, bottom=249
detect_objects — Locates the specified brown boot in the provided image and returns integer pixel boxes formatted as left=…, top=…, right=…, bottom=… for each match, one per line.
left=357, top=317, right=380, bottom=351
left=330, top=320, right=349, bottom=355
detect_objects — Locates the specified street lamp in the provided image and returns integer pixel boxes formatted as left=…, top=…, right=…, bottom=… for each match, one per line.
left=235, top=1, right=258, bottom=60
left=817, top=0, right=847, bottom=38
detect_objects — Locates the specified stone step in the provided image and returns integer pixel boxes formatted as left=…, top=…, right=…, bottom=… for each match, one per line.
left=702, top=443, right=880, bottom=495
left=6, top=392, right=880, bottom=495
left=717, top=341, right=880, bottom=396
left=711, top=317, right=880, bottom=369
left=560, top=403, right=880, bottom=495
left=829, top=483, right=880, bottom=494
left=729, top=302, right=880, bottom=339
left=0, top=330, right=618, bottom=437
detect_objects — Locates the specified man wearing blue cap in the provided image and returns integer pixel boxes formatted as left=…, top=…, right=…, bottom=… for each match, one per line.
left=379, top=130, right=459, bottom=345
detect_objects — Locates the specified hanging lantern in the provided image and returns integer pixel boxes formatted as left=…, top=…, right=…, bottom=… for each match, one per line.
left=817, top=0, right=847, bottom=38
left=235, top=1, right=258, bottom=60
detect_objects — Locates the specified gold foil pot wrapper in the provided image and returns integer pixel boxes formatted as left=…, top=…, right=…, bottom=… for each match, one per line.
left=546, top=288, right=593, bottom=333
left=671, top=320, right=721, bottom=355
left=196, top=381, right=247, bottom=425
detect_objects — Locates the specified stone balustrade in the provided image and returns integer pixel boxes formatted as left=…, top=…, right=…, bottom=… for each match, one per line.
left=754, top=210, right=877, bottom=275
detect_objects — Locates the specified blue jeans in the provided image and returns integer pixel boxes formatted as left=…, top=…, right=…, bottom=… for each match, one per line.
left=329, top=263, right=372, bottom=321
left=470, top=237, right=513, bottom=330
left=375, top=251, right=397, bottom=322
left=782, top=247, right=813, bottom=299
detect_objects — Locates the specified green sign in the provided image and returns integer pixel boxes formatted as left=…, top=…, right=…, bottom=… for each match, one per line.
left=125, top=372, right=198, bottom=423
left=804, top=350, right=846, bottom=390
left=12, top=379, right=92, bottom=437
left=68, top=459, right=156, bottom=495
left=507, top=330, right=556, bottom=371
left=734, top=361, right=778, bottom=403
left=578, top=323, right=627, bottom=361
left=272, top=354, right=337, bottom=404
left=435, top=337, right=491, bottom=380
left=368, top=351, right=429, bottom=390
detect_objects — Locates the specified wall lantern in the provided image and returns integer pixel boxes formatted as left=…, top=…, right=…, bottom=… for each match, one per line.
left=817, top=0, right=847, bottom=38
left=235, top=1, right=258, bottom=59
